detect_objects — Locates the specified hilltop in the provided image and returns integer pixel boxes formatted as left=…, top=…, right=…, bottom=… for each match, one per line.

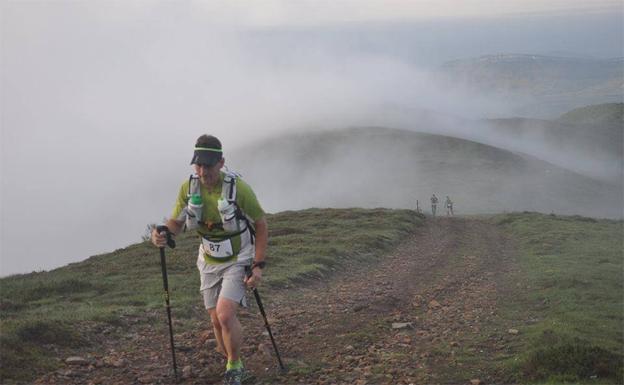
left=1, top=210, right=622, bottom=384
left=558, top=102, right=624, bottom=126
left=226, top=102, right=622, bottom=219
left=229, top=124, right=622, bottom=219
left=483, top=102, right=623, bottom=180
left=486, top=102, right=623, bottom=158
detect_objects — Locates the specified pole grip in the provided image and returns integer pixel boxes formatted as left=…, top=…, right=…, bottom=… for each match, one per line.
left=156, top=225, right=176, bottom=249
left=244, top=264, right=253, bottom=279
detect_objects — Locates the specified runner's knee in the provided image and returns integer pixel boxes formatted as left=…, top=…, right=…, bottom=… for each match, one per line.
left=216, top=301, right=238, bottom=329
left=217, top=310, right=237, bottom=330
left=208, top=309, right=221, bottom=328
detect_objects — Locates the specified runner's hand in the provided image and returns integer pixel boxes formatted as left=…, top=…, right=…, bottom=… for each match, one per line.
left=245, top=267, right=262, bottom=289
left=151, top=228, right=167, bottom=248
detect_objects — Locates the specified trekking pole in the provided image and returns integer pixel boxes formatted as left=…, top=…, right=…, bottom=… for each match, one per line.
left=245, top=266, right=287, bottom=372
left=156, top=225, right=178, bottom=380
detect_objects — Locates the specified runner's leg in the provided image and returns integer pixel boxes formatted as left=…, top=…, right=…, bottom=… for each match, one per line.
left=216, top=297, right=242, bottom=362
left=208, top=308, right=227, bottom=357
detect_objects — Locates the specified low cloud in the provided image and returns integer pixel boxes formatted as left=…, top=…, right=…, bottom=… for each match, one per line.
left=1, top=3, right=621, bottom=275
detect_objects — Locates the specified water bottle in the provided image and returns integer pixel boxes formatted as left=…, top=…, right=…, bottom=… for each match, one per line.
left=186, top=194, right=203, bottom=229
left=218, top=197, right=239, bottom=232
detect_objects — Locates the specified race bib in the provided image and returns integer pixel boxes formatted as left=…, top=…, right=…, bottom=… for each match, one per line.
left=202, top=238, right=234, bottom=259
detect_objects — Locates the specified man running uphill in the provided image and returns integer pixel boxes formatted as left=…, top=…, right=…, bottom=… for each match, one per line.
left=152, top=134, right=268, bottom=385
left=445, top=195, right=454, bottom=216
left=431, top=194, right=439, bottom=217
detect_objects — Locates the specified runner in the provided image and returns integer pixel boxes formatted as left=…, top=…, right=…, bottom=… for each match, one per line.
left=445, top=195, right=454, bottom=216
left=431, top=194, right=439, bottom=217
left=151, top=134, right=268, bottom=385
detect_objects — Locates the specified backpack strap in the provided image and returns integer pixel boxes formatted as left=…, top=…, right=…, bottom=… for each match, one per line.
left=222, top=171, right=238, bottom=203
left=221, top=170, right=256, bottom=245
left=245, top=212, right=256, bottom=245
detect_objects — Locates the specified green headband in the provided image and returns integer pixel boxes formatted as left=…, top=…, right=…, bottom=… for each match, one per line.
left=194, top=147, right=222, bottom=152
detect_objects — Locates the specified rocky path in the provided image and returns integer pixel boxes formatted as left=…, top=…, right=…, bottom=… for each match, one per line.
left=35, top=218, right=520, bottom=385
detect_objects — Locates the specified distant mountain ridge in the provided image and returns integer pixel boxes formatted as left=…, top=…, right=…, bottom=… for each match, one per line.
left=438, top=54, right=623, bottom=117
left=441, top=54, right=623, bottom=92
left=444, top=53, right=623, bottom=65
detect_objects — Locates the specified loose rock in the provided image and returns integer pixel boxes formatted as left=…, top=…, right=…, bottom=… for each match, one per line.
left=392, top=322, right=413, bottom=330
left=182, top=365, right=193, bottom=379
left=258, top=343, right=273, bottom=357
left=136, top=375, right=155, bottom=384
left=429, top=300, right=441, bottom=308
left=65, top=357, right=89, bottom=366
left=112, top=358, right=127, bottom=368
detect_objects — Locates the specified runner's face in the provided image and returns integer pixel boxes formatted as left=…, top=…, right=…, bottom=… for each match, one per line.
left=194, top=159, right=223, bottom=188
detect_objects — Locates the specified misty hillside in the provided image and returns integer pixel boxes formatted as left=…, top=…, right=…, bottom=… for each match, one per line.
left=229, top=126, right=622, bottom=219
left=483, top=103, right=623, bottom=179
left=438, top=54, right=623, bottom=117
left=558, top=102, right=624, bottom=126
left=484, top=117, right=622, bottom=161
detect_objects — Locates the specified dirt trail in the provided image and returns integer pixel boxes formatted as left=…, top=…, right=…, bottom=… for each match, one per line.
left=35, top=217, right=519, bottom=385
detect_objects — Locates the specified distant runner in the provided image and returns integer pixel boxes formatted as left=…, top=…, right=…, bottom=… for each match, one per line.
left=151, top=135, right=268, bottom=385
left=431, top=194, right=438, bottom=217
left=445, top=196, right=454, bottom=216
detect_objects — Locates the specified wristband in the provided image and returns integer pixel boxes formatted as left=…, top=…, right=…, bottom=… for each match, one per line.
left=252, top=261, right=266, bottom=270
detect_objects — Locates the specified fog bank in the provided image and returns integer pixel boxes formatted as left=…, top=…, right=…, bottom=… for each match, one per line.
left=1, top=2, right=622, bottom=276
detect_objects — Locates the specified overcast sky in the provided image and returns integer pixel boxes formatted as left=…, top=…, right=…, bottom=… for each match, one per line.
left=103, top=0, right=623, bottom=26
left=1, top=1, right=622, bottom=276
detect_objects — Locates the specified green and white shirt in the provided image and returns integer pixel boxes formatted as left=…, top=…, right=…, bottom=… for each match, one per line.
left=171, top=172, right=265, bottom=271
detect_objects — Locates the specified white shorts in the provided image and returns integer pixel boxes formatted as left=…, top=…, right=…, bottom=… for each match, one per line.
left=199, top=263, right=249, bottom=309
left=196, top=238, right=254, bottom=309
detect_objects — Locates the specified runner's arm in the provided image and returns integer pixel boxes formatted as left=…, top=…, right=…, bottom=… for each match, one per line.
left=164, top=218, right=184, bottom=236
left=245, top=217, right=267, bottom=287
left=253, top=217, right=268, bottom=264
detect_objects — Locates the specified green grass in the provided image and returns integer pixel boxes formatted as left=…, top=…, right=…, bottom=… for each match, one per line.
left=265, top=208, right=422, bottom=287
left=3, top=210, right=621, bottom=384
left=0, top=208, right=423, bottom=383
left=494, top=212, right=623, bottom=384
left=558, top=103, right=623, bottom=126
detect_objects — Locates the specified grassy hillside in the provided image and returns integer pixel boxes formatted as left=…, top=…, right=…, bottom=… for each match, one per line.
left=486, top=115, right=622, bottom=160
left=486, top=102, right=623, bottom=172
left=558, top=103, right=624, bottom=127
left=0, top=208, right=422, bottom=383
left=1, top=210, right=622, bottom=384
left=494, top=213, right=623, bottom=383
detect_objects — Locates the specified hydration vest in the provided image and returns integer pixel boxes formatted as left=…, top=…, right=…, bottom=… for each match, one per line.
left=186, top=170, right=256, bottom=244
